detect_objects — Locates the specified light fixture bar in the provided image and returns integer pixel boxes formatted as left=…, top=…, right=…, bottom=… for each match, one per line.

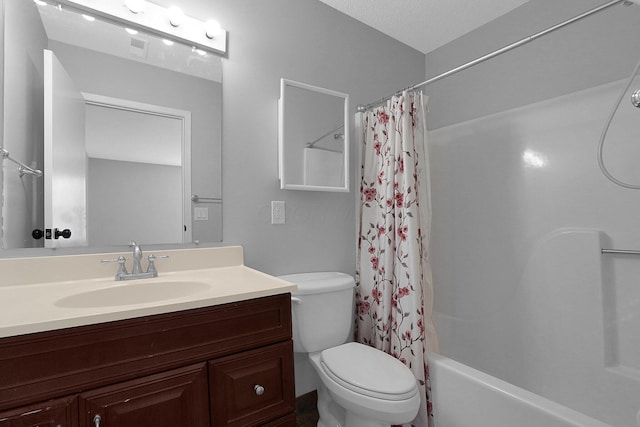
left=55, top=0, right=227, bottom=55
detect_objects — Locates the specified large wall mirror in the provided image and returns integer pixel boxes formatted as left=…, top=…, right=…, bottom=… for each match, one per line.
left=278, top=78, right=349, bottom=192
left=0, top=0, right=223, bottom=250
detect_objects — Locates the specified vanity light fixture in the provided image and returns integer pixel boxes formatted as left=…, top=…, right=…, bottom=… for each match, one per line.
left=125, top=27, right=138, bottom=35
left=50, top=0, right=228, bottom=55
left=124, top=0, right=145, bottom=14
left=167, top=5, right=185, bottom=27
left=204, top=19, right=221, bottom=39
left=162, top=39, right=174, bottom=46
left=81, top=13, right=95, bottom=21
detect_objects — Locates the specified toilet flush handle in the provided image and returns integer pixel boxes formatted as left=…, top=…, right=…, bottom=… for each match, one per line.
left=291, top=296, right=302, bottom=304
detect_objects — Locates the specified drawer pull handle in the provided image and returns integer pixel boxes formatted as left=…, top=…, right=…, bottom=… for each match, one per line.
left=254, top=384, right=265, bottom=396
left=93, top=415, right=102, bottom=427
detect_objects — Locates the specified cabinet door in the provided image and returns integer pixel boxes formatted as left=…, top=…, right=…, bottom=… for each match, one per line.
left=209, top=341, right=295, bottom=427
left=0, top=395, right=78, bottom=427
left=79, top=363, right=208, bottom=427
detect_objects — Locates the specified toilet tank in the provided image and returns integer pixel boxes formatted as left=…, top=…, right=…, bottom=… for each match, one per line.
left=280, top=272, right=355, bottom=353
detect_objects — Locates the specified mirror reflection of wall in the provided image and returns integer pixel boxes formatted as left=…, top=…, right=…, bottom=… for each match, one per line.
left=1, top=0, right=223, bottom=250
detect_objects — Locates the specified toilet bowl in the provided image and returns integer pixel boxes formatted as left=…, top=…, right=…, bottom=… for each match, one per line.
left=311, top=343, right=421, bottom=427
left=281, top=272, right=420, bottom=427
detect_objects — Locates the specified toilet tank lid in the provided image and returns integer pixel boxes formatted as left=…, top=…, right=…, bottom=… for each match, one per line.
left=279, top=272, right=354, bottom=295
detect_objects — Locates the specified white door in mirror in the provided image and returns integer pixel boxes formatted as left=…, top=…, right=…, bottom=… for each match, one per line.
left=44, top=49, right=87, bottom=248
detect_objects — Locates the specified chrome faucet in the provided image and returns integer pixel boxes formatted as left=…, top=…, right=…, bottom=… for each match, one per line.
left=101, top=241, right=169, bottom=281
left=131, top=241, right=144, bottom=275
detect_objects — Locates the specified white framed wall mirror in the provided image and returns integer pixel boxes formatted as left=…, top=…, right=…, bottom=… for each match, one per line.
left=278, top=79, right=349, bottom=192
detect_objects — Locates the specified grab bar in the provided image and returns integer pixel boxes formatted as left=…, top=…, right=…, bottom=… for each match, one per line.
left=601, top=248, right=640, bottom=255
left=191, top=195, right=221, bottom=204
left=0, top=147, right=42, bottom=178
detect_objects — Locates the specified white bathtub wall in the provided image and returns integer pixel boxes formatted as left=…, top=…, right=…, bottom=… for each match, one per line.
left=429, top=78, right=640, bottom=426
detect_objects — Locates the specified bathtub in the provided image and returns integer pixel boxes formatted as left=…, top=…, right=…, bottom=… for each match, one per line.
left=427, top=352, right=612, bottom=427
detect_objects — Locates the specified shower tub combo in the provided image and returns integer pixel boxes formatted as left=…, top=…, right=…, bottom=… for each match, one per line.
left=429, top=77, right=640, bottom=427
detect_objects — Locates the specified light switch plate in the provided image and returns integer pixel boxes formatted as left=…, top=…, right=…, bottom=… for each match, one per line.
left=194, top=207, right=209, bottom=221
left=271, top=201, right=285, bottom=225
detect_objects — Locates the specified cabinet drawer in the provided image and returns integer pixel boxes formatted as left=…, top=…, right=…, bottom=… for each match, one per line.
left=79, top=363, right=209, bottom=427
left=209, top=341, right=295, bottom=427
left=0, top=395, right=78, bottom=427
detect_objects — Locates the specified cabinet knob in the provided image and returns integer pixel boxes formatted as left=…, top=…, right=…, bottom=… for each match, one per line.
left=93, top=415, right=102, bottom=427
left=254, top=384, right=265, bottom=396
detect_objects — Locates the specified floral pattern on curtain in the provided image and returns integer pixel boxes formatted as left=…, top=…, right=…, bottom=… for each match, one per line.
left=356, top=91, right=439, bottom=427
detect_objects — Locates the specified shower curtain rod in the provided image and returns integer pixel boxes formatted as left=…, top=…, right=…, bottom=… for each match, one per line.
left=307, top=124, right=344, bottom=148
left=356, top=0, right=629, bottom=112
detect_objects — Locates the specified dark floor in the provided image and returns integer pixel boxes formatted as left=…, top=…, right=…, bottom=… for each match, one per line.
left=295, top=390, right=319, bottom=427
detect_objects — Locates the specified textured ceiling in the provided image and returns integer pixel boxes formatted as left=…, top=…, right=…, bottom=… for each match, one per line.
left=317, top=0, right=531, bottom=54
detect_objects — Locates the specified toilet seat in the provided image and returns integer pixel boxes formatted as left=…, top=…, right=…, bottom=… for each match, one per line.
left=320, top=342, right=418, bottom=401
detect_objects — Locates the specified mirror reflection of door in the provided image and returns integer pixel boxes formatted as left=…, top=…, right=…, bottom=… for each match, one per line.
left=44, top=49, right=87, bottom=248
left=84, top=97, right=191, bottom=247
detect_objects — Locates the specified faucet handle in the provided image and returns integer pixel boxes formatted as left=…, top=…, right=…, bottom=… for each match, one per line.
left=146, top=254, right=169, bottom=276
left=101, top=256, right=128, bottom=279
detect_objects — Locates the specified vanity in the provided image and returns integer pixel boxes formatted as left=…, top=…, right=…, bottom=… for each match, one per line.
left=0, top=246, right=297, bottom=427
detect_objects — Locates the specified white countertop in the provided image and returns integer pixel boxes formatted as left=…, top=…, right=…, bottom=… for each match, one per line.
left=0, top=246, right=296, bottom=338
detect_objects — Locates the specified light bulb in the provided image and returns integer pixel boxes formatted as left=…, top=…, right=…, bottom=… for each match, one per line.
left=204, top=19, right=221, bottom=39
left=33, top=0, right=47, bottom=6
left=167, top=6, right=185, bottom=27
left=125, top=28, right=138, bottom=35
left=124, top=0, right=145, bottom=14
left=82, top=14, right=95, bottom=22
left=162, top=39, right=174, bottom=46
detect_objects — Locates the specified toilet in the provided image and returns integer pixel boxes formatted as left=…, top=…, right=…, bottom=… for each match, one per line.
left=281, top=272, right=420, bottom=427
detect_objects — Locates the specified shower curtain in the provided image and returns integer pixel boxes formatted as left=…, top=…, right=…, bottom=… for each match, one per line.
left=356, top=91, right=439, bottom=427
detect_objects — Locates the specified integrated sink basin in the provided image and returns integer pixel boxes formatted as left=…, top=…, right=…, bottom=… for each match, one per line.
left=55, top=280, right=211, bottom=308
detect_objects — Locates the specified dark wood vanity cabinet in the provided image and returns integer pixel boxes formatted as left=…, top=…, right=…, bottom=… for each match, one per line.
left=0, top=294, right=296, bottom=427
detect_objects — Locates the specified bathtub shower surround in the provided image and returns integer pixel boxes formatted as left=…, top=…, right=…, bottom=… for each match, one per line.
left=430, top=79, right=640, bottom=426
left=356, top=91, right=438, bottom=427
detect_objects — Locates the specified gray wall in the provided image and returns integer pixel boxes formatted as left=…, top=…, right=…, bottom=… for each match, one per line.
left=209, top=0, right=425, bottom=275
left=424, top=0, right=640, bottom=129
left=88, top=158, right=182, bottom=246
